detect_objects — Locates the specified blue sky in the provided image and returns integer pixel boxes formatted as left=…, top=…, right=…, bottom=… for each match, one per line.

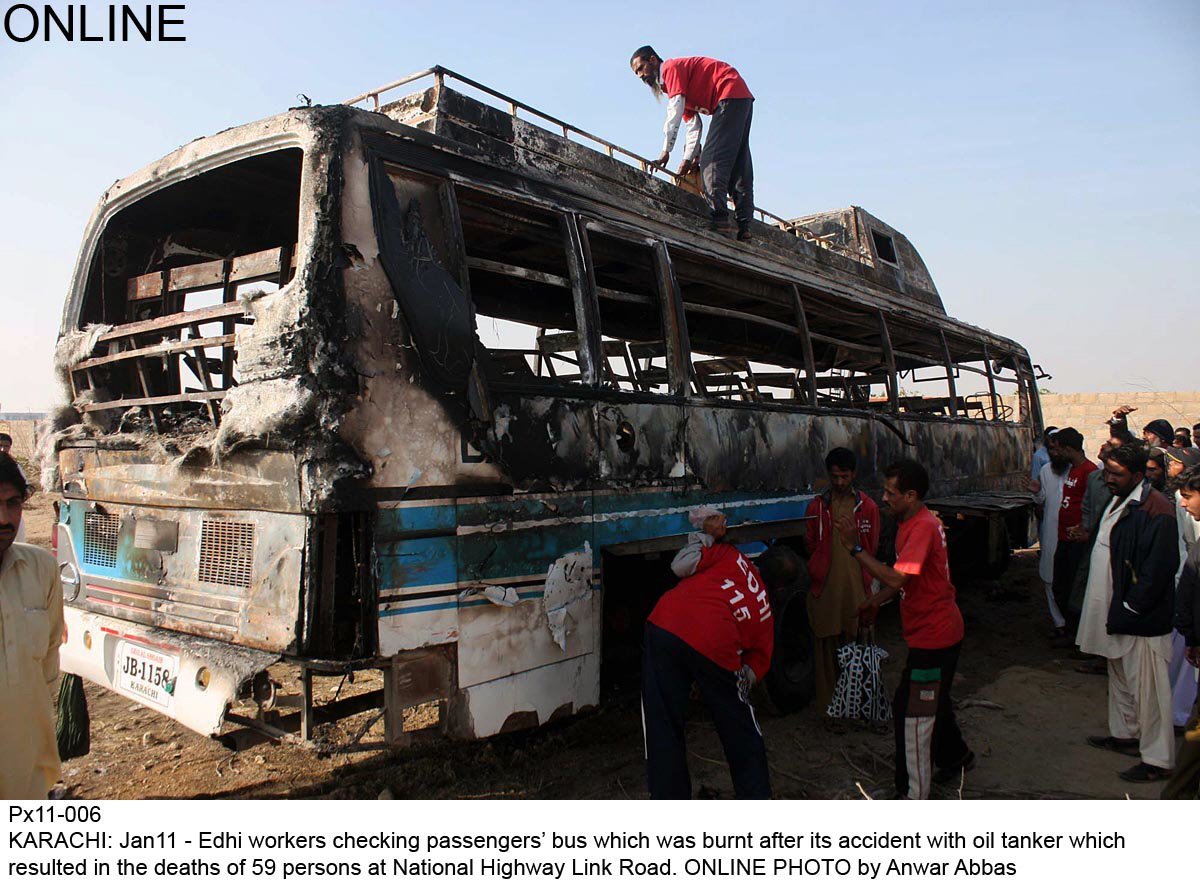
left=1, top=0, right=1197, bottom=411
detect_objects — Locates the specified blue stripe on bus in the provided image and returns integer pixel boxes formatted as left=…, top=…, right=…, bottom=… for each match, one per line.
left=379, top=600, right=459, bottom=617
left=376, top=533, right=458, bottom=592
left=375, top=491, right=812, bottom=596
left=380, top=587, right=547, bottom=616
left=375, top=503, right=457, bottom=543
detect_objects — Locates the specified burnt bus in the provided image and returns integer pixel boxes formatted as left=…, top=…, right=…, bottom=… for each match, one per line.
left=49, top=67, right=1041, bottom=742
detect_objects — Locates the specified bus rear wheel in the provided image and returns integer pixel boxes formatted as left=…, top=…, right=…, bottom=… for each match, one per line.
left=763, top=575, right=820, bottom=715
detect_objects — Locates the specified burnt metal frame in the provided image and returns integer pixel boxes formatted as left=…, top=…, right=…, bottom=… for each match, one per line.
left=460, top=182, right=1030, bottom=423
left=71, top=247, right=297, bottom=428
left=344, top=66, right=864, bottom=262
left=361, top=127, right=1034, bottom=427
left=584, top=223, right=677, bottom=395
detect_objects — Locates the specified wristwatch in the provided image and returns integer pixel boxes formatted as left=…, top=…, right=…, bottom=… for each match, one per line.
left=850, top=544, right=864, bottom=557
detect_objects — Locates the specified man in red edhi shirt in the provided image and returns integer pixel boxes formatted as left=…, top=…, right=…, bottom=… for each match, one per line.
left=629, top=47, right=755, bottom=240
left=642, top=506, right=776, bottom=798
left=1048, top=428, right=1097, bottom=645
left=836, top=460, right=972, bottom=799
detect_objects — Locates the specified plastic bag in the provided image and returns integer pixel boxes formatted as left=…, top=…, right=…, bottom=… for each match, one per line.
left=827, top=637, right=892, bottom=722
left=56, top=673, right=91, bottom=761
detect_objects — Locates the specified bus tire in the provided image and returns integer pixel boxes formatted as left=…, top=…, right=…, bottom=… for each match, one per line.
left=763, top=582, right=816, bottom=715
left=977, top=517, right=1012, bottom=579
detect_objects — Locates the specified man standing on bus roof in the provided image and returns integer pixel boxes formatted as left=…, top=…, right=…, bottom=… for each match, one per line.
left=0, top=452, right=64, bottom=799
left=629, top=47, right=755, bottom=240
left=804, top=448, right=880, bottom=710
left=642, top=506, right=774, bottom=798
left=836, top=460, right=972, bottom=799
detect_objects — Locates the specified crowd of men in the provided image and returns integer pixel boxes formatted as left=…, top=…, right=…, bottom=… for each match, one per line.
left=5, top=403, right=1200, bottom=800
left=650, top=408, right=1200, bottom=801
left=1028, top=408, right=1200, bottom=792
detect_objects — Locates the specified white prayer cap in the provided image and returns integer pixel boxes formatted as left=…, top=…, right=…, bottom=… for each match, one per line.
left=688, top=505, right=724, bottom=528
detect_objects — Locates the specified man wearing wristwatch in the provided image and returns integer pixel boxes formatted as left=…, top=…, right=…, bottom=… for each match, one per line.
left=835, top=459, right=972, bottom=799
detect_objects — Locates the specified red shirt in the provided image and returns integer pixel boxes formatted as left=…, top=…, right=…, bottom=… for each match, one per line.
left=1058, top=460, right=1098, bottom=542
left=894, top=507, right=964, bottom=650
left=660, top=56, right=754, bottom=121
left=648, top=542, right=774, bottom=679
left=805, top=490, right=881, bottom=598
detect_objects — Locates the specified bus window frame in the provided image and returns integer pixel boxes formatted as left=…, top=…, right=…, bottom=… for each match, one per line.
left=362, top=137, right=1033, bottom=427
left=665, top=243, right=813, bottom=405
left=580, top=220, right=684, bottom=400
left=453, top=183, right=600, bottom=395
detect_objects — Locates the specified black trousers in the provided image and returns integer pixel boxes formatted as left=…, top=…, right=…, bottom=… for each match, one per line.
left=893, top=642, right=969, bottom=798
left=1052, top=540, right=1088, bottom=631
left=700, top=98, right=754, bottom=228
left=641, top=622, right=771, bottom=799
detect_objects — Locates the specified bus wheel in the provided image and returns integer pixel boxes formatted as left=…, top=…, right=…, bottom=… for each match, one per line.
left=764, top=585, right=816, bottom=714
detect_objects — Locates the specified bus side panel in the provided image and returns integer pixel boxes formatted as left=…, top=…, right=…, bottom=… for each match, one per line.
left=375, top=502, right=460, bottom=654
left=898, top=418, right=1029, bottom=495
left=595, top=402, right=687, bottom=482
left=455, top=651, right=600, bottom=739
left=455, top=493, right=596, bottom=688
left=685, top=404, right=876, bottom=492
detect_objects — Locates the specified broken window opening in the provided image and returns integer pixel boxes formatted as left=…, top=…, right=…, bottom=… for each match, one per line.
left=944, top=337, right=1021, bottom=422
left=896, top=362, right=956, bottom=416
left=985, top=350, right=1023, bottom=423
left=670, top=249, right=806, bottom=403
left=884, top=319, right=956, bottom=417
left=73, top=148, right=303, bottom=431
left=871, top=229, right=898, bottom=265
left=458, top=188, right=585, bottom=388
left=587, top=229, right=670, bottom=395
left=799, top=290, right=890, bottom=411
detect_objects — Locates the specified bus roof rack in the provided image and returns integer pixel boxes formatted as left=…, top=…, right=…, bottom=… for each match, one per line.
left=343, top=66, right=865, bottom=264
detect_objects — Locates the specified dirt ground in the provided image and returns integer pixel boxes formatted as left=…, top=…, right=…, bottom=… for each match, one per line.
left=20, top=495, right=1165, bottom=800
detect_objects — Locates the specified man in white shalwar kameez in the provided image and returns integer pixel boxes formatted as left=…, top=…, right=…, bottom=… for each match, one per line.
left=1079, top=444, right=1179, bottom=783
left=1032, top=444, right=1069, bottom=632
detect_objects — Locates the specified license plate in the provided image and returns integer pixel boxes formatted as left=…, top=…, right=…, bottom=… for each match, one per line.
left=115, top=641, right=179, bottom=708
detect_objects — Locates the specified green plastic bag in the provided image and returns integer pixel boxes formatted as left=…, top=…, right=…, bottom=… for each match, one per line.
left=56, top=674, right=90, bottom=761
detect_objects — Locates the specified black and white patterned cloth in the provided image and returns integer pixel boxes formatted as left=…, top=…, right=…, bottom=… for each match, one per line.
left=827, top=640, right=892, bottom=721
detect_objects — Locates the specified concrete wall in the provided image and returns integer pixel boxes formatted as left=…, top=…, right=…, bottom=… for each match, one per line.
left=1037, top=392, right=1200, bottom=458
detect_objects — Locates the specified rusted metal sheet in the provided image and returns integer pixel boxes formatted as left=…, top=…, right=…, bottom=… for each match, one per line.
left=57, top=448, right=304, bottom=513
